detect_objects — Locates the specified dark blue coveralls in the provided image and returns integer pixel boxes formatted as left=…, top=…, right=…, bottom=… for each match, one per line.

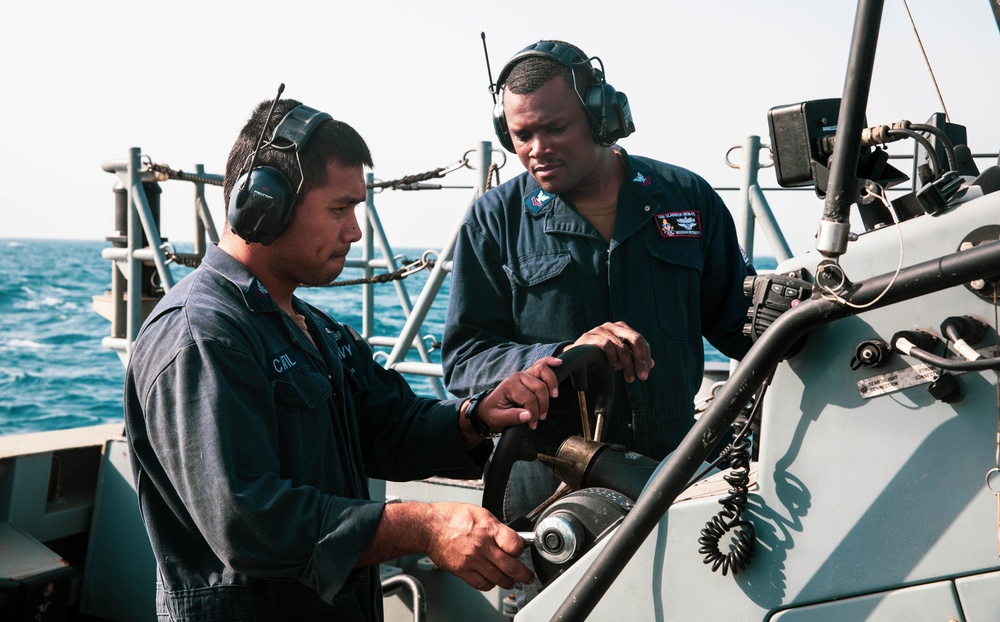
left=443, top=150, right=754, bottom=518
left=125, top=245, right=489, bottom=621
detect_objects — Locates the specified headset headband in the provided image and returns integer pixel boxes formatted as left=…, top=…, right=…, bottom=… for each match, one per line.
left=491, top=40, right=634, bottom=151
left=270, top=105, right=333, bottom=151
left=228, top=101, right=336, bottom=245
left=494, top=41, right=601, bottom=97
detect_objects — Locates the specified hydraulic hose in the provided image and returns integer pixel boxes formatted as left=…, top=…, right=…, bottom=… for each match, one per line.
left=902, top=347, right=1000, bottom=371
left=550, top=238, right=1000, bottom=622
left=893, top=336, right=1000, bottom=371
left=941, top=315, right=989, bottom=361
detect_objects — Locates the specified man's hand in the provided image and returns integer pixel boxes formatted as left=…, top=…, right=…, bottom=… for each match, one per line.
left=423, top=502, right=532, bottom=590
left=361, top=501, right=533, bottom=591
left=564, top=321, right=654, bottom=382
left=476, top=356, right=562, bottom=433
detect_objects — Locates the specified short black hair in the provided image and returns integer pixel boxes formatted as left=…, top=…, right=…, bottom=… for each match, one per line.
left=224, top=98, right=374, bottom=211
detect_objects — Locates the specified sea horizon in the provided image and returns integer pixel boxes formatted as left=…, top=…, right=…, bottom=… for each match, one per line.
left=0, top=238, right=449, bottom=437
left=1, top=238, right=772, bottom=437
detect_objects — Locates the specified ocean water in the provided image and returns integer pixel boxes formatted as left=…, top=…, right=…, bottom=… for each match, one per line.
left=0, top=238, right=448, bottom=436
left=1, top=239, right=127, bottom=435
left=0, top=238, right=769, bottom=437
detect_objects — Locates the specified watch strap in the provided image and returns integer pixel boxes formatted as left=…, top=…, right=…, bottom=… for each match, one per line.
left=464, top=388, right=497, bottom=438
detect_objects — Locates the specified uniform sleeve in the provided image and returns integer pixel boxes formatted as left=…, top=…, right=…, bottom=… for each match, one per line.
left=133, top=336, right=382, bottom=605
left=442, top=208, right=568, bottom=398
left=699, top=186, right=755, bottom=360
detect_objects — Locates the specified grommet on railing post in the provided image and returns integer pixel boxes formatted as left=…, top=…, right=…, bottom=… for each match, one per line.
left=725, top=142, right=774, bottom=170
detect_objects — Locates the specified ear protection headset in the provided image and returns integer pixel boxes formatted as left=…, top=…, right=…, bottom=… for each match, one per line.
left=492, top=40, right=635, bottom=153
left=228, top=103, right=333, bottom=245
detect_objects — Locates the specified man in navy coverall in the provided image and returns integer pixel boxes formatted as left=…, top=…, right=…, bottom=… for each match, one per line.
left=124, top=96, right=561, bottom=621
left=442, top=40, right=754, bottom=522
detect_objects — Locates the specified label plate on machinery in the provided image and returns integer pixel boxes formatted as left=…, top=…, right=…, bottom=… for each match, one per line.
left=857, top=346, right=997, bottom=399
left=857, top=364, right=938, bottom=399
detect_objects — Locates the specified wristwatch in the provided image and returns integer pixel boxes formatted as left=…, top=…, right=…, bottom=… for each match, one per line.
left=464, top=388, right=498, bottom=438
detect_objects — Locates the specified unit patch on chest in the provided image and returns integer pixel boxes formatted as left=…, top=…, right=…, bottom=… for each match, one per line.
left=655, top=211, right=702, bottom=238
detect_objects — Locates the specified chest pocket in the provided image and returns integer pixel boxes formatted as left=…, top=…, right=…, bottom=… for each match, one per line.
left=647, top=240, right=703, bottom=340
left=272, top=366, right=336, bottom=481
left=503, top=250, right=585, bottom=342
left=273, top=366, right=333, bottom=416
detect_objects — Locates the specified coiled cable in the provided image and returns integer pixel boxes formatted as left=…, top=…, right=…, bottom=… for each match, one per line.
left=697, top=432, right=756, bottom=576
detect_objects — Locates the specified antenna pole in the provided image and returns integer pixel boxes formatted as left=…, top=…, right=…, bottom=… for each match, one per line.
left=816, top=0, right=884, bottom=259
left=481, top=32, right=498, bottom=105
left=240, top=83, right=285, bottom=193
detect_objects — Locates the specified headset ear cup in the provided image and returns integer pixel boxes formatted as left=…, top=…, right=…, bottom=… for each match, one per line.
left=582, top=84, right=608, bottom=142
left=493, top=99, right=515, bottom=153
left=612, top=90, right=635, bottom=140
left=227, top=166, right=295, bottom=245
left=583, top=83, right=635, bottom=146
left=228, top=172, right=252, bottom=221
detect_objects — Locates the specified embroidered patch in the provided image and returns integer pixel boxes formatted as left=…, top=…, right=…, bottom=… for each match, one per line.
left=267, top=347, right=307, bottom=379
left=328, top=326, right=358, bottom=374
left=739, top=245, right=751, bottom=267
left=632, top=171, right=653, bottom=187
left=655, top=211, right=702, bottom=238
left=524, top=189, right=554, bottom=213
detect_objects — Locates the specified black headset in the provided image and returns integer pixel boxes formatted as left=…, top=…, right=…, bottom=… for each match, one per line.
left=228, top=103, right=333, bottom=245
left=492, top=40, right=635, bottom=153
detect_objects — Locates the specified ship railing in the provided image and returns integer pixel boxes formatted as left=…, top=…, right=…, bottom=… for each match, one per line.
left=351, top=138, right=798, bottom=397
left=93, top=143, right=495, bottom=402
left=719, top=135, right=1000, bottom=267
left=96, top=138, right=996, bottom=395
left=350, top=142, right=495, bottom=398
left=87, top=138, right=842, bottom=388
left=97, top=149, right=201, bottom=365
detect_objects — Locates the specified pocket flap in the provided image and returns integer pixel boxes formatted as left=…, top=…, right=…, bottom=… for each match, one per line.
left=273, top=368, right=333, bottom=410
left=646, top=239, right=703, bottom=271
left=503, top=250, right=573, bottom=288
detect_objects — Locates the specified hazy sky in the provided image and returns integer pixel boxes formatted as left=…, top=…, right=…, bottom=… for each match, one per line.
left=3, top=0, right=997, bottom=258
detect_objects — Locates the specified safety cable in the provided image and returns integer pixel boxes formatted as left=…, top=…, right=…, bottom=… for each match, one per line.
left=368, top=163, right=458, bottom=191
left=145, top=151, right=489, bottom=193
left=320, top=255, right=437, bottom=288
left=818, top=184, right=905, bottom=310
left=902, top=0, right=950, bottom=122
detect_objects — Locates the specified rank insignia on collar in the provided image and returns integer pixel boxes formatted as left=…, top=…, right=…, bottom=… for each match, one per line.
left=655, top=211, right=702, bottom=238
left=525, top=189, right=553, bottom=213
left=248, top=278, right=270, bottom=300
left=632, top=171, right=653, bottom=187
